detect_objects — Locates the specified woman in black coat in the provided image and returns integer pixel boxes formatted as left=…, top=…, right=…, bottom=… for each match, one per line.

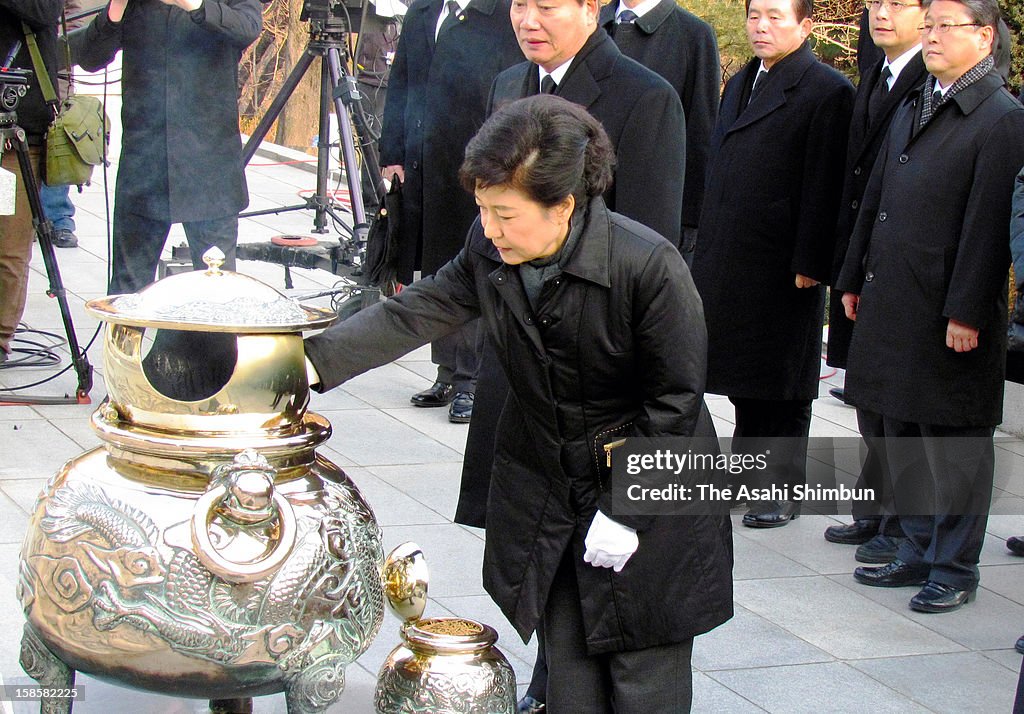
left=305, top=95, right=733, bottom=711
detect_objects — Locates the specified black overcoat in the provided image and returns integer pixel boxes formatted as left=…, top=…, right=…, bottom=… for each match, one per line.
left=72, top=0, right=261, bottom=222
left=692, top=44, right=853, bottom=400
left=836, top=69, right=1024, bottom=427
left=489, top=29, right=686, bottom=247
left=379, top=0, right=521, bottom=283
left=306, top=197, right=733, bottom=654
left=826, top=53, right=927, bottom=369
left=598, top=0, right=719, bottom=239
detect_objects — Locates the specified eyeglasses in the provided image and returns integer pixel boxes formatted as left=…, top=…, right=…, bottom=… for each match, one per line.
left=917, top=21, right=982, bottom=35
left=863, top=0, right=920, bottom=13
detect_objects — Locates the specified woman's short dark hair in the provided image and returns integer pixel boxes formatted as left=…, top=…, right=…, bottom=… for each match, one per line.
left=459, top=95, right=615, bottom=207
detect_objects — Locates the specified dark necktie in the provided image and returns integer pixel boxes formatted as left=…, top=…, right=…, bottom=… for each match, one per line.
left=540, top=75, right=557, bottom=95
left=868, top=65, right=892, bottom=120
left=438, top=0, right=462, bottom=37
left=748, top=69, right=767, bottom=105
left=932, top=88, right=943, bottom=109
left=879, top=65, right=892, bottom=93
left=617, top=9, right=638, bottom=23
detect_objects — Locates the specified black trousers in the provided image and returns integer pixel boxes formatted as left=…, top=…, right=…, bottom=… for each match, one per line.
left=882, top=417, right=994, bottom=590
left=431, top=318, right=483, bottom=393
left=542, top=550, right=694, bottom=713
left=728, top=396, right=812, bottom=502
left=851, top=408, right=902, bottom=536
left=110, top=205, right=238, bottom=294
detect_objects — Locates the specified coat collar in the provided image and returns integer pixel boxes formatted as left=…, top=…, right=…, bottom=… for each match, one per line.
left=598, top=0, right=674, bottom=35
left=426, top=0, right=501, bottom=51
left=726, top=43, right=817, bottom=135
left=546, top=30, right=617, bottom=109
left=854, top=52, right=927, bottom=161
left=905, top=67, right=1007, bottom=141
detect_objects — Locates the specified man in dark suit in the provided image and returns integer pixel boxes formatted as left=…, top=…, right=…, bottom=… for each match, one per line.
left=598, top=0, right=719, bottom=262
left=838, top=0, right=1024, bottom=613
left=691, top=0, right=853, bottom=528
left=486, top=0, right=685, bottom=245
left=463, top=2, right=686, bottom=709
left=822, top=0, right=927, bottom=563
left=380, top=0, right=522, bottom=423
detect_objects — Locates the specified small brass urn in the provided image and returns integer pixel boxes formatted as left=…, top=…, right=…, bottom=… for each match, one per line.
left=17, top=250, right=386, bottom=713
left=375, top=543, right=517, bottom=713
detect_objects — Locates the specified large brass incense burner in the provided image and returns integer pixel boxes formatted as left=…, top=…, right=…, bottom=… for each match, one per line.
left=16, top=251, right=386, bottom=713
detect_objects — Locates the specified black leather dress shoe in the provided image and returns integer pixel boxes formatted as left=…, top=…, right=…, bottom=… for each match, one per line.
left=909, top=581, right=974, bottom=613
left=517, top=696, right=546, bottom=713
left=824, top=518, right=880, bottom=545
left=1007, top=536, right=1024, bottom=557
left=855, top=534, right=902, bottom=564
left=742, top=500, right=800, bottom=528
left=828, top=387, right=850, bottom=404
left=448, top=391, right=474, bottom=423
left=1015, top=634, right=1024, bottom=655
left=853, top=559, right=928, bottom=588
left=410, top=381, right=455, bottom=407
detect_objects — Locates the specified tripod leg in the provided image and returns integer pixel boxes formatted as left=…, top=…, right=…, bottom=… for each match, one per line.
left=312, top=61, right=333, bottom=235
left=12, top=130, right=93, bottom=402
left=242, top=49, right=319, bottom=166
left=326, top=49, right=369, bottom=247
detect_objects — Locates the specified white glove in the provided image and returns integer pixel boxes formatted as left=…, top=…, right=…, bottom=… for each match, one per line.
left=583, top=510, right=639, bottom=573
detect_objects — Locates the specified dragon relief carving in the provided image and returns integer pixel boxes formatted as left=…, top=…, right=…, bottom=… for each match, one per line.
left=20, top=475, right=384, bottom=681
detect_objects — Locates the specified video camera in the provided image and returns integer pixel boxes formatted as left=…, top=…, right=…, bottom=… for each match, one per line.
left=0, top=67, right=31, bottom=114
left=300, top=0, right=367, bottom=32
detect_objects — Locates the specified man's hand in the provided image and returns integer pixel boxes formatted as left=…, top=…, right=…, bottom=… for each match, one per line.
left=108, top=0, right=130, bottom=22
left=382, top=165, right=405, bottom=184
left=842, top=292, right=859, bottom=321
left=946, top=318, right=979, bottom=353
left=795, top=274, right=820, bottom=288
left=159, top=0, right=203, bottom=11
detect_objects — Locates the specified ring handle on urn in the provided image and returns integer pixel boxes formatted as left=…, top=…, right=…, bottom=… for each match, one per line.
left=190, top=480, right=297, bottom=584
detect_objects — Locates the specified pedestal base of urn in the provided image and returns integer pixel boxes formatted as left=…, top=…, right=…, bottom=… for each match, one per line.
left=19, top=623, right=351, bottom=714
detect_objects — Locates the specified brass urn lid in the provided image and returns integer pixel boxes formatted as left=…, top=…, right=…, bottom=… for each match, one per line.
left=382, top=542, right=498, bottom=654
left=86, top=248, right=336, bottom=333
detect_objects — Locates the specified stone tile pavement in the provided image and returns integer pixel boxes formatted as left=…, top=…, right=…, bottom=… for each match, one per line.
left=0, top=84, right=1023, bottom=714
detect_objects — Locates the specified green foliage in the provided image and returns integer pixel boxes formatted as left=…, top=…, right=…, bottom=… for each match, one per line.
left=1002, top=0, right=1024, bottom=93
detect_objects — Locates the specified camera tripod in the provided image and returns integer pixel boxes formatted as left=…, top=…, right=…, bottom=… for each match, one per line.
left=0, top=108, right=94, bottom=405
left=239, top=12, right=382, bottom=244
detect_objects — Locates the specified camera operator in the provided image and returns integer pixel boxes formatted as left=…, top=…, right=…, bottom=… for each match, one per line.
left=0, top=0, right=63, bottom=365
left=71, top=0, right=262, bottom=294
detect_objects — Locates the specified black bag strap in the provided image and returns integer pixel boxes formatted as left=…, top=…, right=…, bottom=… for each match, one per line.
left=20, top=21, right=59, bottom=110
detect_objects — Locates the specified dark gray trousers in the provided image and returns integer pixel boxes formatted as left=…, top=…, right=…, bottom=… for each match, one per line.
left=110, top=205, right=237, bottom=294
left=431, top=318, right=483, bottom=393
left=543, top=550, right=694, bottom=713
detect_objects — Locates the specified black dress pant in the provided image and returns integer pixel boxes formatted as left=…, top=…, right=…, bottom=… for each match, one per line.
left=728, top=397, right=812, bottom=502
left=543, top=549, right=694, bottom=713
left=882, top=418, right=994, bottom=590
left=852, top=408, right=901, bottom=535
left=431, top=318, right=483, bottom=393
left=110, top=205, right=238, bottom=294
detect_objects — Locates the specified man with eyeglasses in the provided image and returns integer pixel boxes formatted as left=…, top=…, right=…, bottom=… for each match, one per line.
left=823, top=0, right=927, bottom=563
left=837, top=0, right=1024, bottom=612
